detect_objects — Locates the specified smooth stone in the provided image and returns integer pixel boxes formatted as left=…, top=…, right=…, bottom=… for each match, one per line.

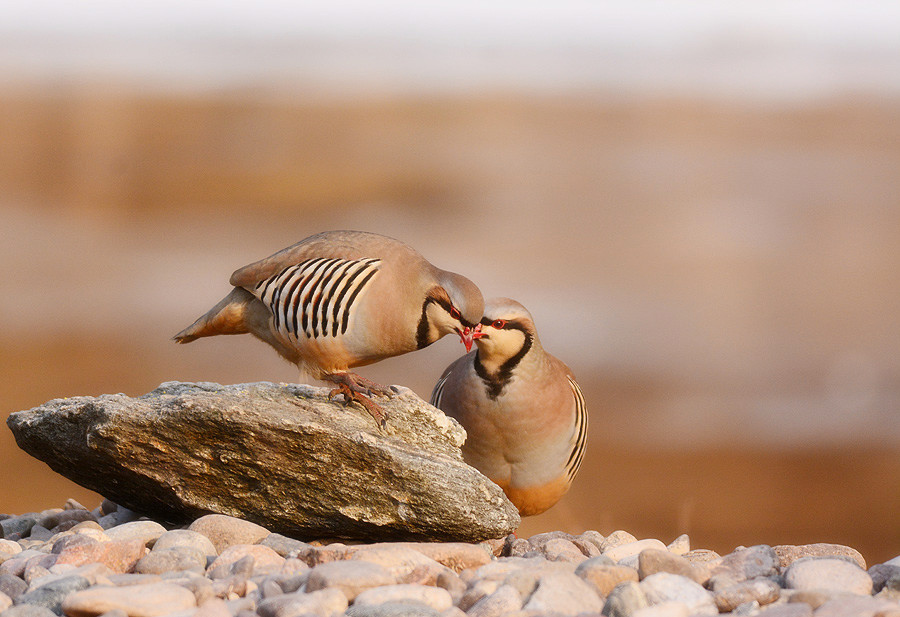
left=256, top=587, right=349, bottom=617
left=523, top=571, right=603, bottom=615
left=258, top=533, right=309, bottom=558
left=708, top=545, right=778, bottom=588
left=637, top=549, right=706, bottom=585
left=39, top=563, right=111, bottom=588
left=188, top=515, right=270, bottom=554
left=345, top=602, right=441, bottom=617
left=152, top=529, right=218, bottom=558
left=15, top=575, right=90, bottom=613
left=578, top=531, right=607, bottom=553
left=773, top=543, right=866, bottom=571
left=527, top=538, right=588, bottom=563
left=870, top=564, right=900, bottom=592
left=208, top=544, right=284, bottom=579
left=0, top=572, right=29, bottom=600
left=467, top=584, right=522, bottom=617
left=632, top=601, right=690, bottom=617
left=600, top=531, right=639, bottom=553
left=54, top=539, right=146, bottom=574
left=666, top=535, right=690, bottom=556
left=784, top=557, right=873, bottom=594
left=351, top=546, right=452, bottom=586
left=713, top=578, right=781, bottom=612
left=571, top=536, right=603, bottom=558
left=602, top=580, right=649, bottom=617
left=0, top=590, right=11, bottom=611
left=813, top=594, right=898, bottom=617
left=103, top=521, right=167, bottom=549
left=386, top=542, right=492, bottom=573
left=576, top=559, right=640, bottom=596
left=640, top=572, right=717, bottom=616
left=435, top=570, right=466, bottom=605
left=682, top=549, right=721, bottom=566
left=2, top=517, right=37, bottom=539
left=756, top=603, right=813, bottom=617
left=305, top=560, right=396, bottom=601
left=0, top=539, right=23, bottom=560
left=604, top=540, right=668, bottom=564
left=134, top=547, right=206, bottom=574
left=456, top=579, right=500, bottom=612
left=61, top=582, right=197, bottom=617
left=52, top=535, right=98, bottom=555
left=353, top=584, right=453, bottom=611
left=192, top=598, right=231, bottom=617
left=1, top=605, right=58, bottom=617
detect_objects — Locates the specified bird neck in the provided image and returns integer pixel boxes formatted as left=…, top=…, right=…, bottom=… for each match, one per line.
left=473, top=330, right=536, bottom=400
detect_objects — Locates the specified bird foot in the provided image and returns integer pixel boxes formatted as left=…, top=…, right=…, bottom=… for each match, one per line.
left=323, top=373, right=392, bottom=428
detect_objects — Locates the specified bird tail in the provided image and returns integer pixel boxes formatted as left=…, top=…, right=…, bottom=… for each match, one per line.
left=173, top=287, right=258, bottom=344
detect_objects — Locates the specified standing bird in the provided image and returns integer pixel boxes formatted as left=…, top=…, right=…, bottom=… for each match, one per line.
left=174, top=230, right=484, bottom=425
left=431, top=298, right=587, bottom=516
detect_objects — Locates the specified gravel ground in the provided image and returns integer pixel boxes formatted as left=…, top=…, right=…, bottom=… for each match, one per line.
left=0, top=499, right=898, bottom=617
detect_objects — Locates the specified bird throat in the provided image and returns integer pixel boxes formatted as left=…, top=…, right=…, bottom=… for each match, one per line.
left=473, top=331, right=533, bottom=400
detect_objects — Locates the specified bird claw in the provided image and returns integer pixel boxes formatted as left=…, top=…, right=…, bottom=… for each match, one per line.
left=324, top=373, right=390, bottom=428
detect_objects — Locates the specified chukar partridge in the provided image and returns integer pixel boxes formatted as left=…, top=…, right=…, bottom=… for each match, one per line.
left=431, top=298, right=587, bottom=516
left=175, top=230, right=484, bottom=425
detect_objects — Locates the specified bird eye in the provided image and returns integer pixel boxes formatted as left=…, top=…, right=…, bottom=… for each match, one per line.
left=492, top=319, right=506, bottom=329
left=449, top=306, right=461, bottom=320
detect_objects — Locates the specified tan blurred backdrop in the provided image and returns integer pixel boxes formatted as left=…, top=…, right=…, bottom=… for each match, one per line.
left=1, top=2, right=898, bottom=564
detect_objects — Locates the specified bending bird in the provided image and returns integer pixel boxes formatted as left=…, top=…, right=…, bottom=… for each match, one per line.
left=175, top=230, right=484, bottom=425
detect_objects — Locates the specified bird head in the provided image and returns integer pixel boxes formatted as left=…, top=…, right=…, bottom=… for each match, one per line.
left=471, top=297, right=537, bottom=361
left=420, top=272, right=484, bottom=351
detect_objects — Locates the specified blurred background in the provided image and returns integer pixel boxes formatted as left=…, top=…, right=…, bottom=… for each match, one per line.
left=2, top=1, right=898, bottom=564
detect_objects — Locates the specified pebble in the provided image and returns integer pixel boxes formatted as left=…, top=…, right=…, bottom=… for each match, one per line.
left=153, top=529, right=219, bottom=558
left=713, top=577, right=781, bottom=612
left=640, top=572, right=718, bottom=616
left=601, top=530, right=639, bottom=553
left=666, top=534, right=690, bottom=556
left=54, top=538, right=146, bottom=573
left=134, top=546, right=207, bottom=574
left=784, top=556, right=874, bottom=594
left=633, top=601, right=690, bottom=617
left=466, top=583, right=521, bottom=617
left=207, top=544, right=285, bottom=579
left=522, top=571, right=603, bottom=614
left=708, top=544, right=778, bottom=589
left=15, top=574, right=91, bottom=613
left=257, top=587, right=349, bottom=617
left=774, top=542, right=867, bottom=570
left=187, top=514, right=271, bottom=553
left=575, top=559, right=639, bottom=596
left=353, top=583, right=453, bottom=611
left=602, top=580, right=649, bottom=617
left=0, top=499, right=896, bottom=617
left=61, top=581, right=197, bottom=616
left=604, top=539, right=668, bottom=564
left=305, top=559, right=397, bottom=601
left=103, top=520, right=168, bottom=548
left=637, top=548, right=707, bottom=585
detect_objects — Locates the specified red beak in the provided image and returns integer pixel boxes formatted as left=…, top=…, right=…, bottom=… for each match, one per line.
left=459, top=327, right=475, bottom=352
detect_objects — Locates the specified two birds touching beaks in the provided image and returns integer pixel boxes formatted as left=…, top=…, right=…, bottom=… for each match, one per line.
left=174, top=230, right=587, bottom=517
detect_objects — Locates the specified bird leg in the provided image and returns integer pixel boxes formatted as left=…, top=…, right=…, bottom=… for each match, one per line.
left=323, top=372, right=393, bottom=428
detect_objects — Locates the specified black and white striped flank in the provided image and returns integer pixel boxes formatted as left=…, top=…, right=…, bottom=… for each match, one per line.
left=565, top=376, right=588, bottom=483
left=254, top=257, right=382, bottom=340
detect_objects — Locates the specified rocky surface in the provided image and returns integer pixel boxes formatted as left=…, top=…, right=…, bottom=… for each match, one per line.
left=0, top=501, right=898, bottom=617
left=6, top=382, right=519, bottom=543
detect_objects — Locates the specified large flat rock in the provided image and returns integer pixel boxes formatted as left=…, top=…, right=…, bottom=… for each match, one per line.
left=7, top=381, right=519, bottom=542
